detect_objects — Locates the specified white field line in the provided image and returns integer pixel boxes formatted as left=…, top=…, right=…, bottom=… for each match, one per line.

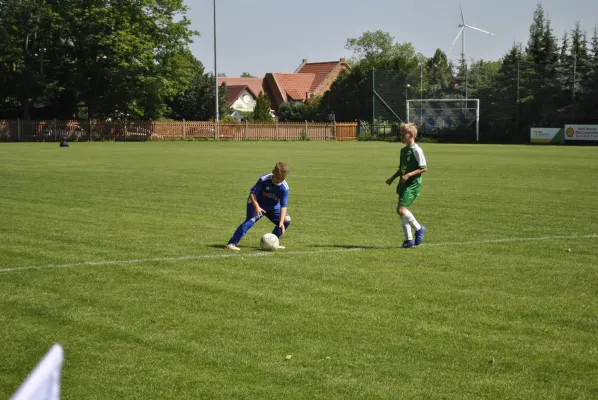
left=1, top=234, right=596, bottom=274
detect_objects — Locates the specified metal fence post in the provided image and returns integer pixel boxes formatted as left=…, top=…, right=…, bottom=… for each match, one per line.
left=371, top=68, right=375, bottom=133
left=305, top=120, right=308, bottom=140
left=572, top=53, right=577, bottom=123
left=516, top=61, right=520, bottom=130
left=333, top=121, right=337, bottom=140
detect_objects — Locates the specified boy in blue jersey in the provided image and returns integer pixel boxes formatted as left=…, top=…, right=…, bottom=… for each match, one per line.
left=226, top=162, right=291, bottom=251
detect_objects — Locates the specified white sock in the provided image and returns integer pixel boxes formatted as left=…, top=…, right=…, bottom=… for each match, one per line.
left=401, top=215, right=413, bottom=240
left=403, top=210, right=421, bottom=231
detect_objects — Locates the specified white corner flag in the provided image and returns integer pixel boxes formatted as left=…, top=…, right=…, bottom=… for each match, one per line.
left=10, top=344, right=64, bottom=400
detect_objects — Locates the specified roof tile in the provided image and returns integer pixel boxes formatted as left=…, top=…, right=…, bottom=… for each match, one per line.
left=224, top=85, right=247, bottom=106
left=218, top=77, right=265, bottom=97
left=271, top=73, right=316, bottom=103
left=296, top=61, right=341, bottom=91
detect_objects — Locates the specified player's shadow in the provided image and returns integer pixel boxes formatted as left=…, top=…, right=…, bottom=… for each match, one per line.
left=209, top=244, right=384, bottom=250
left=307, top=244, right=384, bottom=249
left=207, top=244, right=262, bottom=250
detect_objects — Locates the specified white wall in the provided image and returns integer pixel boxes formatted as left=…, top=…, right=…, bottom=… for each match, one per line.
left=231, top=89, right=257, bottom=112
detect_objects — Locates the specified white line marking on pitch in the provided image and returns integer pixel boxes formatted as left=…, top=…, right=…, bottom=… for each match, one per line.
left=1, top=234, right=596, bottom=273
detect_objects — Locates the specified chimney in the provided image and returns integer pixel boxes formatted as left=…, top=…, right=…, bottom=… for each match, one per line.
left=294, top=59, right=309, bottom=73
left=340, top=58, right=346, bottom=63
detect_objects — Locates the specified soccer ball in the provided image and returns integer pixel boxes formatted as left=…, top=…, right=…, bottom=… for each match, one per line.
left=260, top=233, right=279, bottom=251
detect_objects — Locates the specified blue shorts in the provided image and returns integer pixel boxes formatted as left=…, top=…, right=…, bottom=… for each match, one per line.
left=246, top=203, right=289, bottom=224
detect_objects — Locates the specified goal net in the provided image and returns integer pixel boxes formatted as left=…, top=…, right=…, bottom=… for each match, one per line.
left=407, top=99, right=480, bottom=142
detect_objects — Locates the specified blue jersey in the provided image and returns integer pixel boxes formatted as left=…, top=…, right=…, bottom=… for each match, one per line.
left=248, top=173, right=289, bottom=209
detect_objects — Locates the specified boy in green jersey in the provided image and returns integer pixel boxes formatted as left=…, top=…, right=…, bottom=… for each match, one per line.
left=385, top=123, right=428, bottom=248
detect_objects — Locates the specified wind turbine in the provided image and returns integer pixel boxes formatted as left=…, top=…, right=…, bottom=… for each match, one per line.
left=450, top=1, right=495, bottom=99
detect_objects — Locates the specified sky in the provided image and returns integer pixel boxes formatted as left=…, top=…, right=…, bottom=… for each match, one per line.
left=183, top=0, right=598, bottom=77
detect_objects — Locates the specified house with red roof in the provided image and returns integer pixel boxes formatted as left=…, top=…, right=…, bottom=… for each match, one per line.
left=217, top=77, right=270, bottom=119
left=218, top=58, right=349, bottom=119
left=266, top=58, right=350, bottom=111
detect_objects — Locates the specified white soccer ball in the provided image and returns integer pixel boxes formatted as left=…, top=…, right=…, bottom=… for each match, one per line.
left=260, top=233, right=279, bottom=251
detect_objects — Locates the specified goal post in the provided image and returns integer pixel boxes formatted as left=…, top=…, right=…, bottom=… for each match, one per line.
left=406, top=99, right=480, bottom=142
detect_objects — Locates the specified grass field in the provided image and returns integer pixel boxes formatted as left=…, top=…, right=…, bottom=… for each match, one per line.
left=1, top=141, right=597, bottom=399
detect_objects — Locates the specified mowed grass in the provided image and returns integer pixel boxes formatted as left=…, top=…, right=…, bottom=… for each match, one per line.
left=0, top=141, right=597, bottom=399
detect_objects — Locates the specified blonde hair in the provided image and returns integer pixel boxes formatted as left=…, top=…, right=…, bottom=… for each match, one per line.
left=273, top=161, right=289, bottom=176
left=400, top=123, right=418, bottom=138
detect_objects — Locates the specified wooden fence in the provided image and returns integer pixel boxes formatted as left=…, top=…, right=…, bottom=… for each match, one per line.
left=0, top=120, right=358, bottom=142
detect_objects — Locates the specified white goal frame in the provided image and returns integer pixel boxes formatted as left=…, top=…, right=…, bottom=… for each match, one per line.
left=406, top=98, right=480, bottom=142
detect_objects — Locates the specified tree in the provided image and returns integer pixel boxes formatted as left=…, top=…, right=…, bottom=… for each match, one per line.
left=541, top=19, right=559, bottom=65
left=526, top=16, right=561, bottom=126
left=527, top=3, right=546, bottom=63
left=319, top=55, right=420, bottom=122
left=455, top=52, right=468, bottom=99
left=252, top=92, right=273, bottom=122
left=468, top=60, right=500, bottom=97
left=0, top=0, right=198, bottom=119
left=317, top=31, right=424, bottom=122
left=592, top=27, right=598, bottom=59
left=59, top=0, right=197, bottom=119
left=484, top=43, right=527, bottom=141
left=426, top=49, right=454, bottom=98
left=277, top=97, right=325, bottom=122
left=278, top=102, right=309, bottom=122
left=568, top=21, right=593, bottom=116
left=571, top=22, right=589, bottom=59
left=578, top=27, right=598, bottom=120
left=241, top=72, right=255, bottom=78
left=345, top=30, right=415, bottom=63
left=169, top=68, right=229, bottom=120
left=319, top=67, right=369, bottom=122
left=0, top=0, right=56, bottom=118
left=560, top=32, right=570, bottom=63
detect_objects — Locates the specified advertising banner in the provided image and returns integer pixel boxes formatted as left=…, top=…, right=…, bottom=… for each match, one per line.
left=565, top=125, right=598, bottom=141
left=530, top=127, right=564, bottom=144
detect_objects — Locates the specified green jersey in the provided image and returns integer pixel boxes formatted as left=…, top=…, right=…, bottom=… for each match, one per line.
left=399, top=144, right=427, bottom=187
